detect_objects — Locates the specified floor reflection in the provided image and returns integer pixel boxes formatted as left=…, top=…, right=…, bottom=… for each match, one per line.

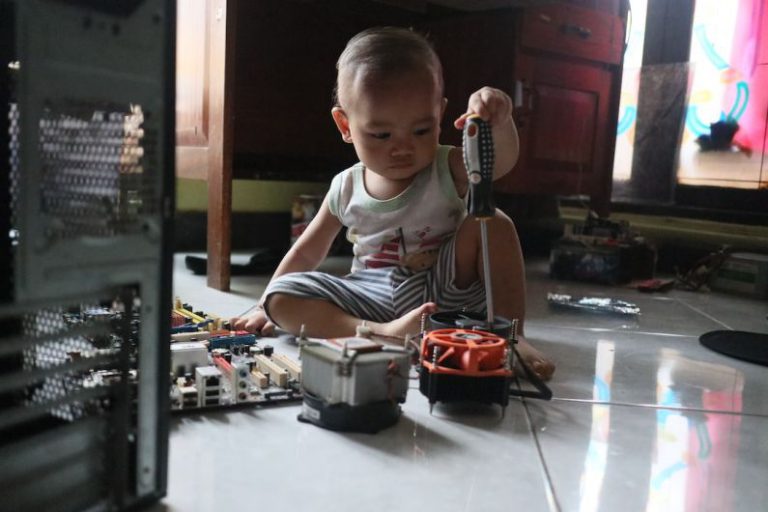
left=648, top=351, right=744, bottom=512
left=579, top=339, right=614, bottom=512
left=577, top=341, right=745, bottom=512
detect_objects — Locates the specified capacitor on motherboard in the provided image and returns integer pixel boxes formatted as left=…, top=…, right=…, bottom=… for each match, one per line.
left=263, top=345, right=274, bottom=357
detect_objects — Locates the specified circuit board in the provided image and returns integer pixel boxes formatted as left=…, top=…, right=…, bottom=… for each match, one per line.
left=169, top=299, right=303, bottom=412
left=66, top=299, right=303, bottom=414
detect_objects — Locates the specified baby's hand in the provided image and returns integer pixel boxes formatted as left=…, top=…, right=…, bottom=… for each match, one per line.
left=230, top=306, right=276, bottom=336
left=454, top=87, right=513, bottom=129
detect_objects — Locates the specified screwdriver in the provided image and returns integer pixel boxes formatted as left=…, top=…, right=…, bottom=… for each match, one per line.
left=462, top=115, right=495, bottom=327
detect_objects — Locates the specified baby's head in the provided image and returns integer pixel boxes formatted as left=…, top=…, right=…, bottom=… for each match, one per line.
left=334, top=27, right=443, bottom=109
left=332, top=27, right=447, bottom=180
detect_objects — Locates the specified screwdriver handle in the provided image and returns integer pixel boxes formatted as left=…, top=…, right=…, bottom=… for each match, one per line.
left=462, top=115, right=495, bottom=218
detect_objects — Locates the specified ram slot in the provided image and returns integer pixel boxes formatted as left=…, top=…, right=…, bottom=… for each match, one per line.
left=250, top=370, right=269, bottom=389
left=270, top=353, right=302, bottom=382
left=254, top=355, right=289, bottom=387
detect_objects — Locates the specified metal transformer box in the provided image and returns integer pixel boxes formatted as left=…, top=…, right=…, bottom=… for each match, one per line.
left=301, top=337, right=410, bottom=406
left=298, top=337, right=411, bottom=433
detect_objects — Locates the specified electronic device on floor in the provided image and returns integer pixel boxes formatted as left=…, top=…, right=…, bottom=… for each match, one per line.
left=169, top=300, right=303, bottom=411
left=419, top=311, right=552, bottom=412
left=297, top=329, right=411, bottom=433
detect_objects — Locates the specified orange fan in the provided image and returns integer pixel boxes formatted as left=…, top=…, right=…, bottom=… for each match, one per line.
left=421, top=328, right=511, bottom=378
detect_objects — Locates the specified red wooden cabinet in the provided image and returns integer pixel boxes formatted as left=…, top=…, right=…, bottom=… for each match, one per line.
left=494, top=2, right=626, bottom=216
left=519, top=3, right=624, bottom=66
left=498, top=53, right=615, bottom=214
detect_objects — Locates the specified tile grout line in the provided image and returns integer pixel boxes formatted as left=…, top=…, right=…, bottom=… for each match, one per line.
left=550, top=397, right=768, bottom=418
left=675, top=299, right=734, bottom=330
left=532, top=324, right=699, bottom=338
left=520, top=396, right=562, bottom=512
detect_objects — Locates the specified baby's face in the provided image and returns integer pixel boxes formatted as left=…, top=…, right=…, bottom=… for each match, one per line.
left=338, top=69, right=445, bottom=182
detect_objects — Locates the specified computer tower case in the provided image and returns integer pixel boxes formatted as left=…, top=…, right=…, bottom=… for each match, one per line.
left=1, top=1, right=174, bottom=510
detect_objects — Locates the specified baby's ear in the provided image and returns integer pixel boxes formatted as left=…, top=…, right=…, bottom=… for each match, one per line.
left=331, top=107, right=353, bottom=143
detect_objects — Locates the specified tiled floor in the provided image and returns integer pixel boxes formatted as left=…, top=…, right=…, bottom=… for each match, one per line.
left=152, top=253, right=768, bottom=512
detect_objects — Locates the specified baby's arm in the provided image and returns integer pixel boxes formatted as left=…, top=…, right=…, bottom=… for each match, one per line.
left=230, top=196, right=342, bottom=334
left=274, top=195, right=343, bottom=275
left=449, top=86, right=520, bottom=191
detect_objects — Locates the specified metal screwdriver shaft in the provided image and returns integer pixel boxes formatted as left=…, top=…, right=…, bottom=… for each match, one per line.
left=479, top=221, right=494, bottom=325
left=463, top=116, right=496, bottom=327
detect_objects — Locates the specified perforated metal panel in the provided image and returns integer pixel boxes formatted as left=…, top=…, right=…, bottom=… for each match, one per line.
left=38, top=103, right=156, bottom=240
left=1, top=0, right=174, bottom=510
left=0, top=289, right=139, bottom=512
left=9, top=102, right=20, bottom=226
left=7, top=101, right=20, bottom=299
left=12, top=0, right=173, bottom=302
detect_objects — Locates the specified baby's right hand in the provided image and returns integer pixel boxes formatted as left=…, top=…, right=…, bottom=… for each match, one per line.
left=230, top=306, right=276, bottom=336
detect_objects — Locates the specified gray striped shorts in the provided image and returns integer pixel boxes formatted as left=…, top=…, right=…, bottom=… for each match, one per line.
left=263, top=236, right=486, bottom=325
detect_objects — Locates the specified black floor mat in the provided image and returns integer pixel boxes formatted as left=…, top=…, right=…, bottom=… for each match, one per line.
left=700, top=330, right=768, bottom=366
left=185, top=248, right=282, bottom=276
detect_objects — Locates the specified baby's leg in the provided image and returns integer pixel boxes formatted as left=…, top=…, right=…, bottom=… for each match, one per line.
left=267, top=293, right=436, bottom=340
left=452, top=209, right=555, bottom=380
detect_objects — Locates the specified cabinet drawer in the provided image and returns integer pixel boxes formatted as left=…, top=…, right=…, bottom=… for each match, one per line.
left=520, top=4, right=624, bottom=65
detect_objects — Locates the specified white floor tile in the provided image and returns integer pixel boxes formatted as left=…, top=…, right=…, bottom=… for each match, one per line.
left=159, top=391, right=552, bottom=512
left=526, top=399, right=768, bottom=512
left=524, top=325, right=767, bottom=416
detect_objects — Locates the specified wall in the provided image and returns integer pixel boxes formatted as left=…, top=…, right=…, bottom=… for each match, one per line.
left=176, top=178, right=328, bottom=213
left=175, top=178, right=330, bottom=251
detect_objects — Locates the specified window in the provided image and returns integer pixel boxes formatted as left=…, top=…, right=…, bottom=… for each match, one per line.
left=612, top=0, right=767, bottom=214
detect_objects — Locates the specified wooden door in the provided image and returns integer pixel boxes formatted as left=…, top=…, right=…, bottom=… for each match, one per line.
left=175, top=0, right=236, bottom=290
left=498, top=54, right=613, bottom=215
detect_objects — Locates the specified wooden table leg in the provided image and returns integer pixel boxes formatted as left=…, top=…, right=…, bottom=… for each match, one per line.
left=206, top=0, right=236, bottom=291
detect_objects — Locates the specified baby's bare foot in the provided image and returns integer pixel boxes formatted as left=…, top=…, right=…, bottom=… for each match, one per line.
left=515, top=337, right=556, bottom=381
left=375, top=303, right=438, bottom=339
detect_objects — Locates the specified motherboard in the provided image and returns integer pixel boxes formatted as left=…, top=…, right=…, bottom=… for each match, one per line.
left=169, top=299, right=302, bottom=412
left=66, top=298, right=303, bottom=415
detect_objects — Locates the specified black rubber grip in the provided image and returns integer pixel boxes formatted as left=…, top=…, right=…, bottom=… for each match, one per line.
left=463, top=117, right=495, bottom=218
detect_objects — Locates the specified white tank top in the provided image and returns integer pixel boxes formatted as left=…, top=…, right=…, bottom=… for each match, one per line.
left=328, top=145, right=466, bottom=273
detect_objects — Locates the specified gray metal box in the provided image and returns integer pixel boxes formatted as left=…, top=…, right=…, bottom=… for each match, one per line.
left=301, top=337, right=410, bottom=407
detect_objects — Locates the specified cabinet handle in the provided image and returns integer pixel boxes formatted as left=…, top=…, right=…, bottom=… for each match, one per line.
left=560, top=23, right=592, bottom=39
left=514, top=80, right=524, bottom=108
left=512, top=80, right=535, bottom=130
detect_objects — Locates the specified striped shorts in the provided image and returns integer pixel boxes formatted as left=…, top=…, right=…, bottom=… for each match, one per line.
left=262, top=236, right=486, bottom=325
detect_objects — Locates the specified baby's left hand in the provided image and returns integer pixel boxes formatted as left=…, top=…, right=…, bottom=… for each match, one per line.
left=454, top=87, right=513, bottom=129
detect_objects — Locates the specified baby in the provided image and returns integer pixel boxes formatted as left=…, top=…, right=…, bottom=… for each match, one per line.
left=232, top=27, right=555, bottom=380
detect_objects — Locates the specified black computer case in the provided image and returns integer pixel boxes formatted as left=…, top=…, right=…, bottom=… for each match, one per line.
left=1, top=1, right=174, bottom=510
